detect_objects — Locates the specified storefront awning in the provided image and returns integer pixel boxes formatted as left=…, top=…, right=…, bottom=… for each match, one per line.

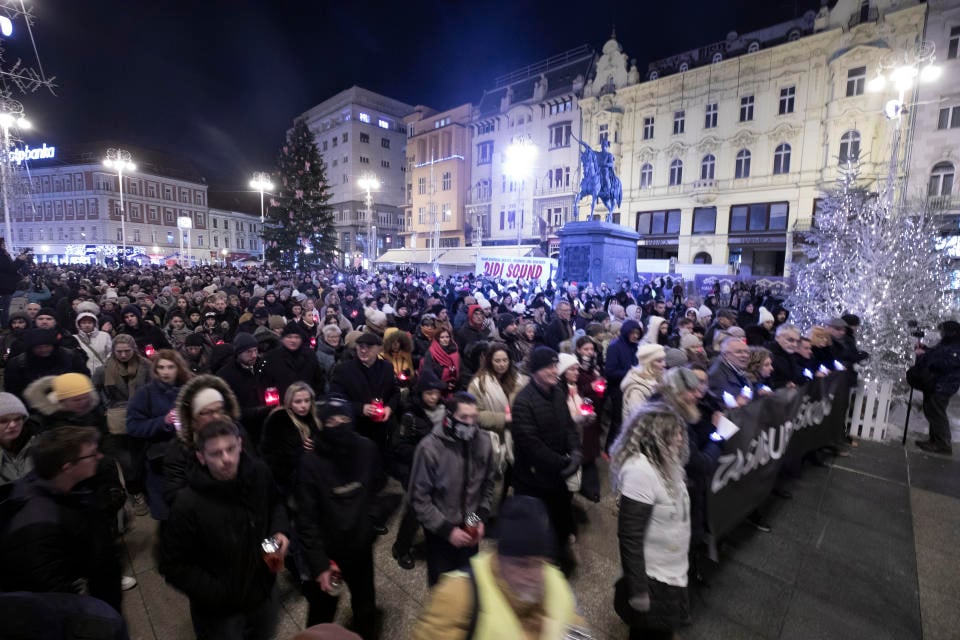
left=436, top=246, right=544, bottom=266
left=374, top=248, right=436, bottom=264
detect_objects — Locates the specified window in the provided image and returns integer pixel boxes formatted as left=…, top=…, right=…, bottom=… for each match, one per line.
left=322, top=141, right=328, bottom=151
left=693, top=252, right=713, bottom=264
left=735, top=149, right=752, bottom=179
left=442, top=172, right=452, bottom=191
left=342, top=133, right=348, bottom=143
left=739, top=96, right=754, bottom=122
left=635, top=209, right=681, bottom=235
left=692, top=207, right=717, bottom=234
left=381, top=138, right=390, bottom=149
left=639, top=163, right=653, bottom=189
left=332, top=137, right=337, bottom=148
left=846, top=66, right=866, bottom=97
left=950, top=26, right=960, bottom=60
left=378, top=119, right=389, bottom=129
left=700, top=155, right=716, bottom=180
left=167, top=231, right=174, bottom=244
left=938, top=105, right=960, bottom=129
left=442, top=204, right=452, bottom=222
left=929, top=162, right=955, bottom=197
left=598, top=124, right=609, bottom=145
left=418, top=177, right=427, bottom=195
left=704, top=103, right=718, bottom=129
left=729, top=202, right=789, bottom=232
left=669, top=159, right=683, bottom=186
left=549, top=122, right=572, bottom=148
left=418, top=207, right=426, bottom=224
left=477, top=141, right=494, bottom=165
left=643, top=117, right=655, bottom=140
left=773, top=144, right=791, bottom=174
left=381, top=160, right=390, bottom=168
left=779, top=86, right=795, bottom=114
left=360, top=156, right=370, bottom=164
left=838, top=131, right=861, bottom=164
left=360, top=132, right=370, bottom=143
left=359, top=112, right=371, bottom=123
left=673, top=110, right=685, bottom=135
left=679, top=62, right=689, bottom=72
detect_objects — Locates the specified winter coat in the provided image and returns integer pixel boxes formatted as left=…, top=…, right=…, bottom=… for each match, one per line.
left=621, top=369, right=660, bottom=422
left=260, top=408, right=320, bottom=497
left=159, top=452, right=288, bottom=614
left=766, top=341, right=805, bottom=389
left=23, top=378, right=107, bottom=436
left=260, top=344, right=325, bottom=399
left=328, top=357, right=398, bottom=442
left=543, top=316, right=574, bottom=352
left=408, top=423, right=496, bottom=539
left=117, top=321, right=170, bottom=354
left=393, top=396, right=444, bottom=487
left=3, top=348, right=87, bottom=400
left=467, top=371, right=528, bottom=435
left=315, top=342, right=338, bottom=385
left=127, top=379, right=181, bottom=442
left=707, top=358, right=750, bottom=400
left=0, top=422, right=39, bottom=485
left=73, top=314, right=112, bottom=378
left=915, top=340, right=960, bottom=396
left=604, top=320, right=642, bottom=388
left=511, top=380, right=581, bottom=493
left=295, top=429, right=379, bottom=578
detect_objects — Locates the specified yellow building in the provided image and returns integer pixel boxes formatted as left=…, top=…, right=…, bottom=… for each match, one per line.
left=402, top=104, right=473, bottom=253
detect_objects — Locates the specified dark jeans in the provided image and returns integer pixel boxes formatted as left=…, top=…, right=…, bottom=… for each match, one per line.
left=302, top=545, right=377, bottom=639
left=392, top=502, right=420, bottom=554
left=424, top=530, right=478, bottom=587
left=190, top=589, right=278, bottom=640
left=924, top=392, right=953, bottom=449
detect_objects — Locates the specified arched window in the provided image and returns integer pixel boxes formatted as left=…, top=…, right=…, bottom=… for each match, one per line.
left=735, top=149, right=752, bottom=179
left=747, top=41, right=760, bottom=53
left=773, top=143, right=791, bottom=175
left=701, top=154, right=716, bottom=180
left=694, top=252, right=712, bottom=264
left=929, top=162, right=955, bottom=197
left=839, top=131, right=861, bottom=164
left=712, top=52, right=723, bottom=64
left=679, top=62, right=689, bottom=72
left=640, top=163, right=653, bottom=189
left=788, top=29, right=801, bottom=41
left=649, top=70, right=659, bottom=80
left=669, top=159, right=683, bottom=186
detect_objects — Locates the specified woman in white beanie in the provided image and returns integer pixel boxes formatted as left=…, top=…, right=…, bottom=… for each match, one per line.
left=621, top=344, right=667, bottom=422
left=0, top=392, right=35, bottom=485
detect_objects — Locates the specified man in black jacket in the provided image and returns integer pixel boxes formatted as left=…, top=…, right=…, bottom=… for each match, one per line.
left=296, top=395, right=381, bottom=637
left=160, top=419, right=289, bottom=640
left=543, top=301, right=574, bottom=351
left=914, top=320, right=960, bottom=454
left=117, top=305, right=170, bottom=355
left=260, top=323, right=325, bottom=399
left=4, top=329, right=87, bottom=400
left=767, top=324, right=806, bottom=389
left=511, top=346, right=582, bottom=576
left=215, top=332, right=269, bottom=444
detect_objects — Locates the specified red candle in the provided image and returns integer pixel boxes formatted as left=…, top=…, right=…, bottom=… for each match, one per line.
left=398, top=372, right=409, bottom=382
left=310, top=336, right=317, bottom=348
left=591, top=378, right=606, bottom=396
left=373, top=398, right=385, bottom=421
left=264, top=387, right=280, bottom=407
left=579, top=402, right=595, bottom=416
left=144, top=344, right=155, bottom=358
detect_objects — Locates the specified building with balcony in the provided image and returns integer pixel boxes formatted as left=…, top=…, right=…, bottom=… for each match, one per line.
left=402, top=103, right=473, bottom=255
left=578, top=0, right=926, bottom=277
left=299, top=86, right=414, bottom=267
left=467, top=45, right=595, bottom=256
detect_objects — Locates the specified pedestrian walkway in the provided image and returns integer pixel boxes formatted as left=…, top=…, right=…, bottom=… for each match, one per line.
left=120, top=441, right=959, bottom=639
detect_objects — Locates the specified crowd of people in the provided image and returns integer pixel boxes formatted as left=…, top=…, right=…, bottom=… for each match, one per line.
left=0, top=244, right=952, bottom=640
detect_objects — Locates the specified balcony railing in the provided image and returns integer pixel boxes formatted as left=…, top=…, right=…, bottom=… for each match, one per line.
left=928, top=195, right=957, bottom=212
left=687, top=178, right=719, bottom=204
left=848, top=6, right=879, bottom=28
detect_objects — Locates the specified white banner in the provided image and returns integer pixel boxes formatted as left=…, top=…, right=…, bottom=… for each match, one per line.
left=476, top=255, right=557, bottom=286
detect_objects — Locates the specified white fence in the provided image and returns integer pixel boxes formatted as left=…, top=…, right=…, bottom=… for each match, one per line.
left=846, top=379, right=896, bottom=441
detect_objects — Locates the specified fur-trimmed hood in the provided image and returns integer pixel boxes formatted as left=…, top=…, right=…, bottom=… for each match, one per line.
left=174, top=374, right=241, bottom=448
left=23, top=375, right=100, bottom=416
left=383, top=327, right=413, bottom=354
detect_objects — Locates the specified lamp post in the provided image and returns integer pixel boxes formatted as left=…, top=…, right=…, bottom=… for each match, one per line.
left=358, top=174, right=380, bottom=267
left=221, top=247, right=228, bottom=267
left=0, top=101, right=31, bottom=253
left=503, top=140, right=537, bottom=246
left=177, top=216, right=192, bottom=267
left=103, top=148, right=136, bottom=265
left=249, top=172, right=273, bottom=262
left=867, top=42, right=939, bottom=206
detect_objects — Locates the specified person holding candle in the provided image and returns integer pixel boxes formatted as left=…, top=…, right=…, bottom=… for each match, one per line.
left=574, top=336, right=605, bottom=502
left=420, top=327, right=461, bottom=396
left=621, top=344, right=667, bottom=423
left=382, top=327, right=416, bottom=392
left=261, top=382, right=322, bottom=499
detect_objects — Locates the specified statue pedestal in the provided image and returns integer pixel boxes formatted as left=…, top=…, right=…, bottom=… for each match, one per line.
left=557, top=221, right=638, bottom=286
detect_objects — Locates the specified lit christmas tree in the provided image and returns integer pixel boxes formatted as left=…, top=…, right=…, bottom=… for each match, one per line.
left=787, top=165, right=951, bottom=382
left=263, top=118, right=336, bottom=268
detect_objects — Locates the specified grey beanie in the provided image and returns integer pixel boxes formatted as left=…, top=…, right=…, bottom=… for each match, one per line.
left=0, top=392, right=28, bottom=418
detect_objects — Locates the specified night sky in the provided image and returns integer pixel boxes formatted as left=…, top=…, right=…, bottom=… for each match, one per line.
left=11, top=0, right=822, bottom=194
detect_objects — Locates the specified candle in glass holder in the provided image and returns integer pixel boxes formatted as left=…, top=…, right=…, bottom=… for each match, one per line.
left=264, top=387, right=280, bottom=407
left=591, top=378, right=606, bottom=395
left=372, top=398, right=385, bottom=421
left=144, top=344, right=155, bottom=358
left=579, top=399, right=595, bottom=416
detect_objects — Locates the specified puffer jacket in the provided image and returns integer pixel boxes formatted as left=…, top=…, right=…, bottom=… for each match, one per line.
left=510, top=380, right=581, bottom=493
left=915, top=339, right=960, bottom=396
left=408, top=423, right=495, bottom=539
left=23, top=377, right=107, bottom=436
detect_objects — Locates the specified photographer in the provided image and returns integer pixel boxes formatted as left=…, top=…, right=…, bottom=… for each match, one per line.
left=0, top=239, right=33, bottom=326
left=911, top=320, right=960, bottom=455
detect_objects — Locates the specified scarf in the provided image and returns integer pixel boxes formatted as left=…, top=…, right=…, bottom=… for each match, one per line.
left=102, top=354, right=143, bottom=390
left=426, top=338, right=460, bottom=385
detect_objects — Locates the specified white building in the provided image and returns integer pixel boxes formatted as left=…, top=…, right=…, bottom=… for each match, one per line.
left=299, top=86, right=414, bottom=267
left=578, top=0, right=926, bottom=277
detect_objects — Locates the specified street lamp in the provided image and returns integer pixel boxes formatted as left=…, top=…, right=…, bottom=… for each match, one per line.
left=358, top=174, right=380, bottom=266
left=221, top=247, right=228, bottom=266
left=867, top=42, right=939, bottom=205
left=103, top=148, right=136, bottom=264
left=249, top=172, right=273, bottom=262
left=504, top=140, right=537, bottom=246
left=0, top=100, right=31, bottom=253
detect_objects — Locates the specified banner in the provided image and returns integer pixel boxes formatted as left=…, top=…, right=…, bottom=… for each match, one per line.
left=476, top=255, right=556, bottom=286
left=706, top=372, right=851, bottom=538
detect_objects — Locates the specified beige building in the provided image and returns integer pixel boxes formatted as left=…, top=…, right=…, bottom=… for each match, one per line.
left=579, top=0, right=926, bottom=277
left=402, top=103, right=473, bottom=254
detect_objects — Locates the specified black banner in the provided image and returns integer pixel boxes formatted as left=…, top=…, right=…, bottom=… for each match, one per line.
left=706, top=372, right=852, bottom=538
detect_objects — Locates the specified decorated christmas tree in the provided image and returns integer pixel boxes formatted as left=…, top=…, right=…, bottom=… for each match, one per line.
left=263, top=118, right=336, bottom=268
left=787, top=165, right=951, bottom=382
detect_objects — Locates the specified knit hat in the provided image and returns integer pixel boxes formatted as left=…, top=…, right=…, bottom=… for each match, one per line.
left=318, top=394, right=353, bottom=422
left=680, top=333, right=703, bottom=350
left=185, top=333, right=206, bottom=347
left=36, top=307, right=57, bottom=320
left=827, top=317, right=847, bottom=329
left=281, top=322, right=304, bottom=338
left=417, top=368, right=447, bottom=393
left=528, top=346, right=559, bottom=373
left=636, top=343, right=666, bottom=365
left=232, top=332, right=258, bottom=354
left=697, top=305, right=713, bottom=320
left=557, top=353, right=579, bottom=377
left=253, top=307, right=269, bottom=319
left=191, top=388, right=224, bottom=416
left=0, top=392, right=28, bottom=418
left=727, top=326, right=746, bottom=339
left=121, top=304, right=142, bottom=320
left=364, top=308, right=387, bottom=335
left=496, top=495, right=555, bottom=558
left=23, top=327, right=59, bottom=348
left=758, top=306, right=775, bottom=326
left=661, top=367, right=701, bottom=395
left=113, top=334, right=137, bottom=351
left=52, top=373, right=93, bottom=400
left=321, top=324, right=342, bottom=339
left=268, top=315, right=286, bottom=331
left=496, top=313, right=518, bottom=335
left=664, top=347, right=689, bottom=369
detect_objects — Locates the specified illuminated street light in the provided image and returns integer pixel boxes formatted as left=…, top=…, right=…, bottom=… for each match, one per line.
left=0, top=100, right=31, bottom=252
left=503, top=140, right=538, bottom=246
left=358, top=174, right=380, bottom=265
left=103, top=148, right=136, bottom=264
left=249, top=172, right=273, bottom=262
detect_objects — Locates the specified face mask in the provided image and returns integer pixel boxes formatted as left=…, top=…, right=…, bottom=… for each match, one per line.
left=449, top=418, right=477, bottom=441
left=321, top=422, right=353, bottom=446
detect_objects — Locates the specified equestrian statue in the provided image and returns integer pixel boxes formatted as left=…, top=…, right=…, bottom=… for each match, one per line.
left=574, top=136, right=622, bottom=222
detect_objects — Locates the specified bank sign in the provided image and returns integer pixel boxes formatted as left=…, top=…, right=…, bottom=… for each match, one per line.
left=11, top=143, right=56, bottom=164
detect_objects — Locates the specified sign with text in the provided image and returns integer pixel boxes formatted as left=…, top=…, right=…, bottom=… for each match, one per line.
left=476, top=255, right=556, bottom=286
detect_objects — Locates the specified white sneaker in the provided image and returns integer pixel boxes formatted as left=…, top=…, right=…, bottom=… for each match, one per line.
left=121, top=575, right=137, bottom=591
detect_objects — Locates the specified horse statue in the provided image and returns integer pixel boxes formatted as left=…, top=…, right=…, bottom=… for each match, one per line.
left=575, top=136, right=622, bottom=222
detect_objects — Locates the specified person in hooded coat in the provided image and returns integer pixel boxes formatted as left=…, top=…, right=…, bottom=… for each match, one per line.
left=603, top=319, right=643, bottom=453
left=261, top=323, right=326, bottom=399
left=116, top=304, right=170, bottom=354
left=4, top=328, right=88, bottom=401
left=73, top=311, right=112, bottom=378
